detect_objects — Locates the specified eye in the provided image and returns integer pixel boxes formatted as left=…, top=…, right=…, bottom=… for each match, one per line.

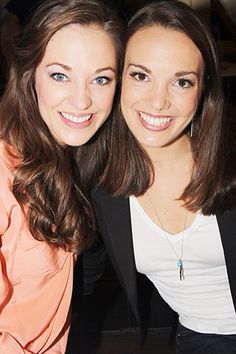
left=175, top=78, right=194, bottom=89
left=50, top=72, right=68, bottom=82
left=92, top=76, right=111, bottom=85
left=130, top=71, right=149, bottom=82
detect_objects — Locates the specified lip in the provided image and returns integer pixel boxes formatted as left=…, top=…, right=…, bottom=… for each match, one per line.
left=138, top=111, right=173, bottom=131
left=59, top=111, right=94, bottom=128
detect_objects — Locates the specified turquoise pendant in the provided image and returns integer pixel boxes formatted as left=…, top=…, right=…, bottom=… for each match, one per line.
left=176, top=259, right=182, bottom=268
left=176, top=259, right=185, bottom=280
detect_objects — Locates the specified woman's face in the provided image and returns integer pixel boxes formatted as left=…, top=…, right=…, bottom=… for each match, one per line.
left=35, top=24, right=117, bottom=146
left=121, top=26, right=204, bottom=155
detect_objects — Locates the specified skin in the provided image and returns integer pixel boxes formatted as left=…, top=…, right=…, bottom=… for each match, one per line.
left=121, top=25, right=204, bottom=161
left=35, top=24, right=117, bottom=146
left=121, top=25, right=205, bottom=234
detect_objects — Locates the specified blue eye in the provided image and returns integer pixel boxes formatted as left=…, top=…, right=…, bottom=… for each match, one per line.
left=50, top=72, right=68, bottom=82
left=175, top=78, right=194, bottom=89
left=130, top=71, right=149, bottom=81
left=92, top=76, right=111, bottom=85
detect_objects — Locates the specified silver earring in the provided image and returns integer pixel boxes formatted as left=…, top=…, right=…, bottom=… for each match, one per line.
left=190, top=120, right=194, bottom=138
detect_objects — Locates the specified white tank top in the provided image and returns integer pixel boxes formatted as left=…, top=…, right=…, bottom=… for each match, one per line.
left=130, top=196, right=236, bottom=334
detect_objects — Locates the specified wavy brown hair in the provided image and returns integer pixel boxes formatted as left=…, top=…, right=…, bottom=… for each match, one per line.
left=0, top=0, right=124, bottom=252
left=101, top=0, right=236, bottom=214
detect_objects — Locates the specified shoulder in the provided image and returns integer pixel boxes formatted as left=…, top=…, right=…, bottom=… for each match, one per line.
left=92, top=184, right=128, bottom=205
left=91, top=184, right=115, bottom=202
left=217, top=205, right=236, bottom=219
left=91, top=184, right=130, bottom=219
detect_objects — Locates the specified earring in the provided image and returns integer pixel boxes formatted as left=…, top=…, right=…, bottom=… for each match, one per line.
left=190, top=120, right=194, bottom=138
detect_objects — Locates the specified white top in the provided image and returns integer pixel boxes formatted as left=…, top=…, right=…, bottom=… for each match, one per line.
left=130, top=196, right=236, bottom=334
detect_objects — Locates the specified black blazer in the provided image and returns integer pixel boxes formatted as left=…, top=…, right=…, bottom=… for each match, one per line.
left=90, top=186, right=236, bottom=337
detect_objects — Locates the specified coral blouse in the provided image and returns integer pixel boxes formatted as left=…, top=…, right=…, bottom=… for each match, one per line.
left=0, top=142, right=75, bottom=353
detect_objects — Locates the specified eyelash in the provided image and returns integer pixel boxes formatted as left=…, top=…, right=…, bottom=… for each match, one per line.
left=92, top=76, right=112, bottom=85
left=49, top=73, right=112, bottom=86
left=129, top=71, right=148, bottom=81
left=50, top=72, right=68, bottom=82
left=176, top=78, right=194, bottom=89
left=129, top=71, right=194, bottom=89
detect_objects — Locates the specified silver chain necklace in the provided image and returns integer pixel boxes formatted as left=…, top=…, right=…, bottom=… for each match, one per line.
left=146, top=191, right=188, bottom=281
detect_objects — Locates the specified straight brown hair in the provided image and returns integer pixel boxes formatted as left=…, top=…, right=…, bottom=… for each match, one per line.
left=101, top=0, right=236, bottom=215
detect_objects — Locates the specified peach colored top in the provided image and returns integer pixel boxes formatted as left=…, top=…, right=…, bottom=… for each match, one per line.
left=0, top=142, right=75, bottom=353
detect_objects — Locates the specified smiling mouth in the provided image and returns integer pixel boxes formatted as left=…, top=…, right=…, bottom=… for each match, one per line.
left=139, top=111, right=172, bottom=127
left=60, top=112, right=92, bottom=123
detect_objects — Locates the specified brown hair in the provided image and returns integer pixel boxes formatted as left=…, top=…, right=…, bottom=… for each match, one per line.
left=101, top=0, right=236, bottom=214
left=0, top=0, right=124, bottom=252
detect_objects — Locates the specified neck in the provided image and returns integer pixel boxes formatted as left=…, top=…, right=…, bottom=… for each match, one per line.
left=144, top=135, right=193, bottom=171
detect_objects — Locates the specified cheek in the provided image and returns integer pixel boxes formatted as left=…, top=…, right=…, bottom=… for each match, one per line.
left=37, top=87, right=66, bottom=112
left=121, top=84, right=133, bottom=109
left=35, top=71, right=67, bottom=111
left=96, top=85, right=116, bottom=113
left=121, top=81, right=145, bottom=109
left=175, top=92, right=199, bottom=116
left=120, top=97, right=137, bottom=131
left=186, top=96, right=199, bottom=116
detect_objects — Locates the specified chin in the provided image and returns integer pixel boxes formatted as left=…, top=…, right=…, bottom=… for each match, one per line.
left=65, top=137, right=93, bottom=147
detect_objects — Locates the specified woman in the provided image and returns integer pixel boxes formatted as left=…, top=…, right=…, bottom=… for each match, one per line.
left=0, top=0, right=123, bottom=352
left=90, top=1, right=236, bottom=353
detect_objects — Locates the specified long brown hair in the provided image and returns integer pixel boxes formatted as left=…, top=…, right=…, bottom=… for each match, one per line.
left=0, top=0, right=124, bottom=252
left=101, top=0, right=236, bottom=214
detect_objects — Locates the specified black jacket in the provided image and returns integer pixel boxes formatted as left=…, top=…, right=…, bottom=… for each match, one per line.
left=85, top=186, right=236, bottom=342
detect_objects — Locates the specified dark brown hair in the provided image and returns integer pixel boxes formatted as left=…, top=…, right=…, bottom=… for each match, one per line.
left=102, top=0, right=236, bottom=214
left=0, top=0, right=124, bottom=252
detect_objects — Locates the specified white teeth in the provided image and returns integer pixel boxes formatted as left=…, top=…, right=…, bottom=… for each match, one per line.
left=61, top=112, right=92, bottom=123
left=139, top=112, right=172, bottom=126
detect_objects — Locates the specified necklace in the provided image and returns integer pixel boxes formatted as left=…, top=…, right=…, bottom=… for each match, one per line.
left=146, top=191, right=188, bottom=281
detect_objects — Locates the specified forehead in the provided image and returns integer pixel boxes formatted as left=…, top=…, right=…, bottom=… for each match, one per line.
left=125, top=26, right=203, bottom=71
left=41, top=23, right=116, bottom=67
left=48, top=23, right=114, bottom=46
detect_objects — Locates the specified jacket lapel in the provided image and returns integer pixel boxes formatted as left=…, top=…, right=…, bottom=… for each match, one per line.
left=93, top=187, right=140, bottom=324
left=217, top=207, right=236, bottom=310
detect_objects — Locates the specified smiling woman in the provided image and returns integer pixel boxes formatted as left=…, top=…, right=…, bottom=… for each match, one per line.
left=121, top=25, right=204, bottom=156
left=88, top=1, right=236, bottom=353
left=0, top=0, right=124, bottom=352
left=35, top=23, right=117, bottom=146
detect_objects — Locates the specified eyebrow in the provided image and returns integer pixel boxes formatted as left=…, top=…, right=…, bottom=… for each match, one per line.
left=175, top=71, right=199, bottom=77
left=46, top=62, right=72, bottom=71
left=95, top=67, right=116, bottom=74
left=127, top=63, right=152, bottom=74
left=127, top=64, right=199, bottom=78
left=46, top=62, right=115, bottom=73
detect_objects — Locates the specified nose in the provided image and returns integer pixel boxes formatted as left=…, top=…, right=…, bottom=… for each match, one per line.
left=70, top=83, right=92, bottom=110
left=148, top=84, right=170, bottom=111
